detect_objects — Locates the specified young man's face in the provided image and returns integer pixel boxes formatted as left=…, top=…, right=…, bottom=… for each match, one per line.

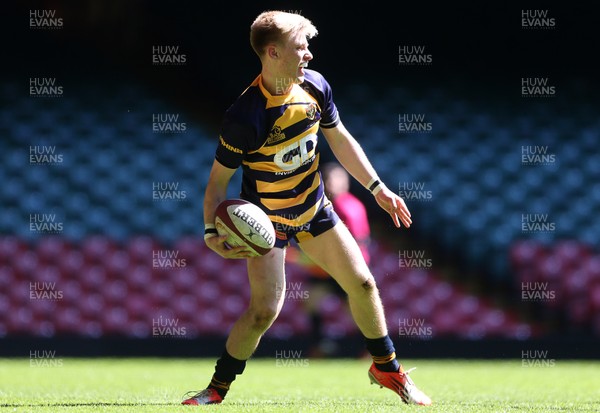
left=275, top=32, right=313, bottom=88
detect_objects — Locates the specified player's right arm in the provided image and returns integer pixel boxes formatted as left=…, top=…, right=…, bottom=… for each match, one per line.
left=203, top=159, right=254, bottom=259
left=205, top=101, right=258, bottom=258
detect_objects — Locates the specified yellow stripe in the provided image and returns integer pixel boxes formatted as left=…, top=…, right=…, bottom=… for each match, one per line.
left=275, top=101, right=319, bottom=130
left=255, top=157, right=319, bottom=193
left=260, top=172, right=320, bottom=211
left=372, top=352, right=397, bottom=364
left=267, top=195, right=323, bottom=226
left=210, top=376, right=231, bottom=390
left=295, top=231, right=314, bottom=243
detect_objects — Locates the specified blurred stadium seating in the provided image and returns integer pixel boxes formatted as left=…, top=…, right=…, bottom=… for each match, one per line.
left=0, top=235, right=534, bottom=340
left=1, top=77, right=598, bottom=341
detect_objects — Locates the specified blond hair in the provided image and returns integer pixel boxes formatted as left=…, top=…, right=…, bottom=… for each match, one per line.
left=250, top=11, right=318, bottom=57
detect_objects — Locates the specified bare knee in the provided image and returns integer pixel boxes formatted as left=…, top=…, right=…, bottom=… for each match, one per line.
left=345, top=275, right=378, bottom=297
left=246, top=307, right=278, bottom=332
left=361, top=277, right=376, bottom=291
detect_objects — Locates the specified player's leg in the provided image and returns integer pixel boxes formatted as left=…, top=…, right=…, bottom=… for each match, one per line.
left=298, top=222, right=432, bottom=405
left=182, top=247, right=286, bottom=405
left=226, top=246, right=286, bottom=359
left=298, top=222, right=387, bottom=339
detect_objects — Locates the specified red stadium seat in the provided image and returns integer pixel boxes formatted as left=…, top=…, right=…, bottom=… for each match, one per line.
left=79, top=293, right=105, bottom=319
left=79, top=265, right=107, bottom=292
left=81, top=236, right=117, bottom=264
left=36, top=237, right=70, bottom=264
left=195, top=308, right=226, bottom=335
left=58, top=250, right=85, bottom=279
left=125, top=292, right=152, bottom=319
left=566, top=297, right=591, bottom=325
left=510, top=240, right=546, bottom=270
left=171, top=293, right=198, bottom=319
left=127, top=236, right=162, bottom=264
left=590, top=284, right=600, bottom=311
left=128, top=264, right=153, bottom=292
left=196, top=280, right=221, bottom=305
left=54, top=306, right=83, bottom=334
left=171, top=267, right=197, bottom=292
left=0, top=236, right=27, bottom=265
left=101, top=306, right=130, bottom=335
left=554, top=240, right=593, bottom=268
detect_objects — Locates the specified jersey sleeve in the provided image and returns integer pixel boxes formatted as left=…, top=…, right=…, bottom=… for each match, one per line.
left=303, top=70, right=340, bottom=129
left=214, top=118, right=254, bottom=169
left=318, top=75, right=340, bottom=129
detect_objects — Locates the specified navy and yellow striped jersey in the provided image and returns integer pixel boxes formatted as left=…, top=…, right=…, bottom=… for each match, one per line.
left=215, top=69, right=340, bottom=228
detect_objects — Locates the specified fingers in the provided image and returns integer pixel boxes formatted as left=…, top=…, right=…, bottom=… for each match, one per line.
left=205, top=235, right=255, bottom=259
left=395, top=198, right=412, bottom=228
left=376, top=189, right=412, bottom=228
left=390, top=197, right=401, bottom=228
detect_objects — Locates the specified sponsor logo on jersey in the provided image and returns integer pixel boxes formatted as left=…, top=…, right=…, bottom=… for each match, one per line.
left=274, top=134, right=317, bottom=172
left=219, top=136, right=243, bottom=154
left=266, top=125, right=286, bottom=145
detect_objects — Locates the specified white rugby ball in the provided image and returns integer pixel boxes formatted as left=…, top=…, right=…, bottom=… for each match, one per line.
left=214, top=199, right=275, bottom=256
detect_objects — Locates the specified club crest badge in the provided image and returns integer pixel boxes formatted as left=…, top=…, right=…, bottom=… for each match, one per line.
left=305, top=103, right=317, bottom=121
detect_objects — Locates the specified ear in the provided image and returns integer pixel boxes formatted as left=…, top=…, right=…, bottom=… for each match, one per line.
left=267, top=45, right=278, bottom=59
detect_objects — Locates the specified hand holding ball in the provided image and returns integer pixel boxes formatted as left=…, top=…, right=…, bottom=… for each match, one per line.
left=214, top=199, right=276, bottom=257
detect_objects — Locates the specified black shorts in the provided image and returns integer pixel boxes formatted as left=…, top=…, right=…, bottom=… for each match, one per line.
left=273, top=200, right=340, bottom=249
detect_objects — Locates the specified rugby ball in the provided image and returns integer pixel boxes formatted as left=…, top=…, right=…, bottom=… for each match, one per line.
left=214, top=199, right=276, bottom=257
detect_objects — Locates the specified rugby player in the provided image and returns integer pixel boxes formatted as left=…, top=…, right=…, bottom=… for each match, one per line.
left=182, top=10, right=431, bottom=406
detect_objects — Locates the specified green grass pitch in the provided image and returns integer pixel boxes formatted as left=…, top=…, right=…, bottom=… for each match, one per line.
left=1, top=358, right=598, bottom=412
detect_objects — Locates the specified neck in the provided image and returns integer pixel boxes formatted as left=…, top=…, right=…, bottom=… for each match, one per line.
left=260, top=67, right=294, bottom=96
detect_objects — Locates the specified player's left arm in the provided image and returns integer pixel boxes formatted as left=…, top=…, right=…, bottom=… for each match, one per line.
left=321, top=122, right=412, bottom=228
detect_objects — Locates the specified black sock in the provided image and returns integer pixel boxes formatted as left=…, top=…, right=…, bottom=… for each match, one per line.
left=207, top=349, right=247, bottom=399
left=365, top=335, right=400, bottom=372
